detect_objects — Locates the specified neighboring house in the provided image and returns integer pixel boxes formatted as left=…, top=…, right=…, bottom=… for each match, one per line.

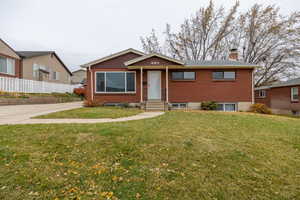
left=71, top=69, right=86, bottom=84
left=82, top=48, right=258, bottom=111
left=255, top=78, right=300, bottom=115
left=17, top=51, right=72, bottom=84
left=0, top=38, right=22, bottom=78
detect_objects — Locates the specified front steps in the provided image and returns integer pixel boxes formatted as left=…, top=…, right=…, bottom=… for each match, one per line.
left=145, top=100, right=166, bottom=111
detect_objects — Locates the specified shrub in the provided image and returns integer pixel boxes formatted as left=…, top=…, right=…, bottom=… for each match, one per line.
left=249, top=103, right=271, bottom=114
left=83, top=100, right=102, bottom=107
left=122, top=102, right=130, bottom=108
left=201, top=101, right=217, bottom=110
left=73, top=87, right=85, bottom=97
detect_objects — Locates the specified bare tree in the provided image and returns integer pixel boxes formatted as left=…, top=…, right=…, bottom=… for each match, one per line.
left=141, top=0, right=239, bottom=60
left=234, top=4, right=300, bottom=86
left=141, top=1, right=300, bottom=86
left=140, top=29, right=163, bottom=54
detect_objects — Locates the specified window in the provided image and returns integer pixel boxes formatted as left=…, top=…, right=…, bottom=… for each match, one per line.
left=213, top=71, right=235, bottom=80
left=258, top=90, right=266, bottom=98
left=216, top=103, right=237, bottom=112
left=52, top=71, right=59, bottom=80
left=171, top=103, right=187, bottom=109
left=291, top=87, right=299, bottom=102
left=95, top=72, right=136, bottom=93
left=0, top=56, right=15, bottom=75
left=171, top=72, right=195, bottom=80
left=33, top=64, right=51, bottom=79
left=33, top=64, right=39, bottom=77
left=106, top=72, right=125, bottom=92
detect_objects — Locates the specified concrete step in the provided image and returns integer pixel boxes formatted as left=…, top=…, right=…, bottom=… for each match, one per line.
left=145, top=101, right=165, bottom=111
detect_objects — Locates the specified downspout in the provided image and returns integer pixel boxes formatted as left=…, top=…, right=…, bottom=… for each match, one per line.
left=252, top=69, right=254, bottom=104
left=140, top=67, right=143, bottom=103
left=165, top=66, right=169, bottom=111
left=89, top=65, right=94, bottom=101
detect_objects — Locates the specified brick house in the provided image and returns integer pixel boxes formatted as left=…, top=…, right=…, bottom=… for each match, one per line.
left=255, top=78, right=300, bottom=115
left=0, top=38, right=22, bottom=78
left=82, top=48, right=258, bottom=111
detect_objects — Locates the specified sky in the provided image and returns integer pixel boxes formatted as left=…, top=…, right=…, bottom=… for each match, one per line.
left=1, top=0, right=299, bottom=71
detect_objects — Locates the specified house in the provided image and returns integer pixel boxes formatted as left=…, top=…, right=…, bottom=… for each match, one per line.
left=82, top=48, right=258, bottom=111
left=17, top=51, right=72, bottom=84
left=0, top=38, right=22, bottom=78
left=255, top=78, right=300, bottom=115
left=71, top=69, right=86, bottom=85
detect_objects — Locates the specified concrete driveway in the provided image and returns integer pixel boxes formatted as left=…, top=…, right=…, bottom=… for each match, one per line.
left=0, top=102, right=83, bottom=125
left=0, top=102, right=165, bottom=125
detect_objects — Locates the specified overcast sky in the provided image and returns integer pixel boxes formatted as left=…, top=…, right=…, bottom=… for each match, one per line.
left=1, top=0, right=299, bottom=71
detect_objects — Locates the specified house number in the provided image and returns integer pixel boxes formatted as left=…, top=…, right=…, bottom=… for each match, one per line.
left=151, top=61, right=160, bottom=65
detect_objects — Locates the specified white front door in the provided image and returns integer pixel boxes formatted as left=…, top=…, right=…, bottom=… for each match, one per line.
left=148, top=71, right=161, bottom=100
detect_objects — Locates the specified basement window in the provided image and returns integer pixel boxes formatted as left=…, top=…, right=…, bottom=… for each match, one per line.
left=171, top=103, right=187, bottom=109
left=216, top=103, right=237, bottom=112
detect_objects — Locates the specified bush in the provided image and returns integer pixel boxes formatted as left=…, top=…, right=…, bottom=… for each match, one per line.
left=83, top=100, right=102, bottom=107
left=249, top=103, right=272, bottom=114
left=201, top=101, right=217, bottom=110
left=73, top=87, right=85, bottom=97
left=122, top=102, right=130, bottom=108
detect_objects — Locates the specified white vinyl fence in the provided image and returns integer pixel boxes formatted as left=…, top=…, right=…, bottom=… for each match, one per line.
left=0, top=77, right=80, bottom=93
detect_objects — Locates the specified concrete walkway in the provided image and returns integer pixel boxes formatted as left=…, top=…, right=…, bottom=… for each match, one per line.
left=0, top=102, right=164, bottom=125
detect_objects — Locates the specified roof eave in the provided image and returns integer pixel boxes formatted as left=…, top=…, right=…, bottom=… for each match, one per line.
left=128, top=65, right=258, bottom=69
left=125, top=53, right=184, bottom=66
left=81, top=48, right=146, bottom=67
left=0, top=38, right=21, bottom=59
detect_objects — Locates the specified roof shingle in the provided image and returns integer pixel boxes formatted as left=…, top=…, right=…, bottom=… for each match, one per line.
left=184, top=60, right=258, bottom=67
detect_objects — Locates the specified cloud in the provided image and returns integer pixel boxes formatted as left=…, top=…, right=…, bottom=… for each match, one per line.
left=1, top=0, right=299, bottom=71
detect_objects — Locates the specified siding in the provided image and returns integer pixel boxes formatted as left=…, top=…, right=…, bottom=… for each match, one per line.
left=22, top=54, right=71, bottom=84
left=0, top=39, right=20, bottom=59
left=71, top=70, right=86, bottom=84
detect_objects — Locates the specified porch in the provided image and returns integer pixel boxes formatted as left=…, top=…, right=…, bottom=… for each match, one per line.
left=138, top=67, right=170, bottom=111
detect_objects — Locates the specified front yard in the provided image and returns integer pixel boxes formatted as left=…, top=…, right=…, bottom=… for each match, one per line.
left=0, top=111, right=300, bottom=199
left=34, top=106, right=142, bottom=119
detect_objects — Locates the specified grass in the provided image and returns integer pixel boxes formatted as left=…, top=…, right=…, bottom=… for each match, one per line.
left=1, top=111, right=300, bottom=199
left=34, top=106, right=143, bottom=119
left=0, top=91, right=80, bottom=99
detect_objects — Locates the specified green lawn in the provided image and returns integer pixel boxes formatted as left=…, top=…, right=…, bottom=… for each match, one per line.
left=34, top=106, right=143, bottom=119
left=1, top=111, right=300, bottom=199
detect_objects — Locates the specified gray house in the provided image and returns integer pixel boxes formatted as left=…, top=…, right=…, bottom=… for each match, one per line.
left=71, top=69, right=86, bottom=85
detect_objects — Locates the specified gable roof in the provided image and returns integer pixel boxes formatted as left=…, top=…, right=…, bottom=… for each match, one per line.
left=72, top=68, right=86, bottom=73
left=81, top=48, right=146, bottom=68
left=124, top=53, right=184, bottom=66
left=17, top=51, right=72, bottom=76
left=255, top=78, right=300, bottom=90
left=0, top=38, right=20, bottom=59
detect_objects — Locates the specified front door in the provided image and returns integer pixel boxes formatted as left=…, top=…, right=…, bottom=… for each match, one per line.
left=148, top=71, right=161, bottom=100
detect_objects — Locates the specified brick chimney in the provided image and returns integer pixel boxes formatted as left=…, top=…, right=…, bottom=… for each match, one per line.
left=229, top=48, right=238, bottom=61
